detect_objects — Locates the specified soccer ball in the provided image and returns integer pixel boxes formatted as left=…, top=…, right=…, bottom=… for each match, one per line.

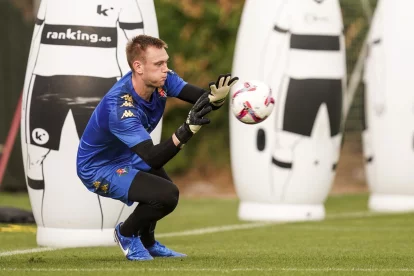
left=231, top=80, right=275, bottom=124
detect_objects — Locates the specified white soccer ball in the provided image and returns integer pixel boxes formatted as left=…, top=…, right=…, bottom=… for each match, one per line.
left=231, top=80, right=275, bottom=124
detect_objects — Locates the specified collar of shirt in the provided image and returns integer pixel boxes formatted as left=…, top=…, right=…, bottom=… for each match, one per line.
left=125, top=74, right=157, bottom=107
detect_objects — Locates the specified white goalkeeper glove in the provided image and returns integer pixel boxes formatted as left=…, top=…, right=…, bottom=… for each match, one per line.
left=208, top=74, right=239, bottom=108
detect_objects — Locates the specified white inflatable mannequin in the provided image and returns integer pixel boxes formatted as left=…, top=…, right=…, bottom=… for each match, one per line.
left=21, top=0, right=160, bottom=247
left=231, top=0, right=346, bottom=221
left=363, top=0, right=414, bottom=212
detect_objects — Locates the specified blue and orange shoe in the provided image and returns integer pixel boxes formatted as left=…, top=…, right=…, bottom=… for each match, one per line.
left=146, top=241, right=187, bottom=258
left=114, top=223, right=153, bottom=261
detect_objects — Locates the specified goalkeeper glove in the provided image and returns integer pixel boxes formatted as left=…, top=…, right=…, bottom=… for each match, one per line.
left=209, top=73, right=239, bottom=109
left=175, top=92, right=212, bottom=148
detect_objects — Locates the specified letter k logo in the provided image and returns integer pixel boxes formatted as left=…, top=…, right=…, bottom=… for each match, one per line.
left=32, top=128, right=49, bottom=145
left=97, top=5, right=113, bottom=16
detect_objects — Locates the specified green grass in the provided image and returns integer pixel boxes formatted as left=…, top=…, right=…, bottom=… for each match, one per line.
left=0, top=193, right=32, bottom=210
left=1, top=193, right=414, bottom=275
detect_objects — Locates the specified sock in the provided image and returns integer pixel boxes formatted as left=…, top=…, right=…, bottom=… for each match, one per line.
left=140, top=222, right=156, bottom=248
left=119, top=216, right=140, bottom=237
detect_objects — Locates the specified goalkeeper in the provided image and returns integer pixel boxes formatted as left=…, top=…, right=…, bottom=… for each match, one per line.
left=76, top=35, right=238, bottom=261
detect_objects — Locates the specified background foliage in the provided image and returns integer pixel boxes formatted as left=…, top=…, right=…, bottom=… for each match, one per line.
left=0, top=0, right=376, bottom=191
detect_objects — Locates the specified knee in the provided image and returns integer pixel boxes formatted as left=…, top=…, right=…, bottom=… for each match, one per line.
left=161, top=184, right=179, bottom=213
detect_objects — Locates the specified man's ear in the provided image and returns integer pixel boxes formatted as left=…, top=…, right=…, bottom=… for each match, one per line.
left=133, top=60, right=143, bottom=74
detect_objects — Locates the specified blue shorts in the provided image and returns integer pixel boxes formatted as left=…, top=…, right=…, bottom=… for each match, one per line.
left=83, top=165, right=139, bottom=206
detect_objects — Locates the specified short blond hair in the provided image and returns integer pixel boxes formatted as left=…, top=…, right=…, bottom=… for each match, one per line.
left=126, top=35, right=168, bottom=69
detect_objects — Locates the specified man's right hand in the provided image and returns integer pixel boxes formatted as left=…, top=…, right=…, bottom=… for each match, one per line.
left=174, top=92, right=212, bottom=147
left=185, top=92, right=212, bottom=133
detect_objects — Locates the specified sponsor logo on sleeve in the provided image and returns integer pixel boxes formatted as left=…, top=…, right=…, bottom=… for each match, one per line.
left=120, top=94, right=135, bottom=108
left=121, top=110, right=135, bottom=119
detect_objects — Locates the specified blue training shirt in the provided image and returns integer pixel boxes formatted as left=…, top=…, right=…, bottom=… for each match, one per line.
left=77, top=70, right=186, bottom=183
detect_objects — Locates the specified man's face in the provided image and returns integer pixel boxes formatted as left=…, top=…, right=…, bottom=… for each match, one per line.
left=140, top=46, right=169, bottom=88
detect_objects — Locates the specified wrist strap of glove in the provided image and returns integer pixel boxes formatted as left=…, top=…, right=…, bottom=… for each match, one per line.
left=210, top=98, right=226, bottom=110
left=175, top=123, right=194, bottom=146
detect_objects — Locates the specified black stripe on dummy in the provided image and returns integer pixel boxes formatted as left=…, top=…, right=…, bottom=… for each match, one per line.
left=119, top=22, right=144, bottom=30
left=36, top=18, right=44, bottom=25
left=274, top=25, right=288, bottom=33
left=372, top=38, right=382, bottom=45
left=256, top=129, right=266, bottom=151
left=283, top=78, right=342, bottom=137
left=272, top=157, right=292, bottom=169
left=27, top=179, right=44, bottom=190
left=41, top=24, right=117, bottom=48
left=361, top=83, right=367, bottom=131
left=290, top=34, right=340, bottom=51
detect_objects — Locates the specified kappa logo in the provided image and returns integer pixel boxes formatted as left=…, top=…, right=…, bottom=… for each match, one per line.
left=32, top=128, right=49, bottom=145
left=120, top=94, right=134, bottom=107
left=121, top=110, right=135, bottom=119
left=121, top=101, right=134, bottom=108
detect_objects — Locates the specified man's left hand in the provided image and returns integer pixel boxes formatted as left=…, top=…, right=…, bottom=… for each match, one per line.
left=209, top=74, right=239, bottom=108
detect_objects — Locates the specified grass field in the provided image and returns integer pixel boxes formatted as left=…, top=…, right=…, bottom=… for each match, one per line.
left=1, top=193, right=414, bottom=275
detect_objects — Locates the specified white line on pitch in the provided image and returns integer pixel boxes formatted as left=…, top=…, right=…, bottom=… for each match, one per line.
left=157, top=221, right=273, bottom=238
left=0, top=210, right=400, bottom=257
left=0, top=248, right=55, bottom=257
left=157, top=210, right=395, bottom=238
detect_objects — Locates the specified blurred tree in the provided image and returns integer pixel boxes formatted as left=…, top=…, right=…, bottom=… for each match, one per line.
left=0, top=0, right=377, bottom=191
left=155, top=0, right=244, bottom=175
left=9, top=0, right=34, bottom=22
left=0, top=0, right=32, bottom=191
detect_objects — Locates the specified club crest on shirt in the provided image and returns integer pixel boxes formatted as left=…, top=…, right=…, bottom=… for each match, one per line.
left=157, top=87, right=167, bottom=98
left=116, top=167, right=129, bottom=176
left=121, top=94, right=133, bottom=102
